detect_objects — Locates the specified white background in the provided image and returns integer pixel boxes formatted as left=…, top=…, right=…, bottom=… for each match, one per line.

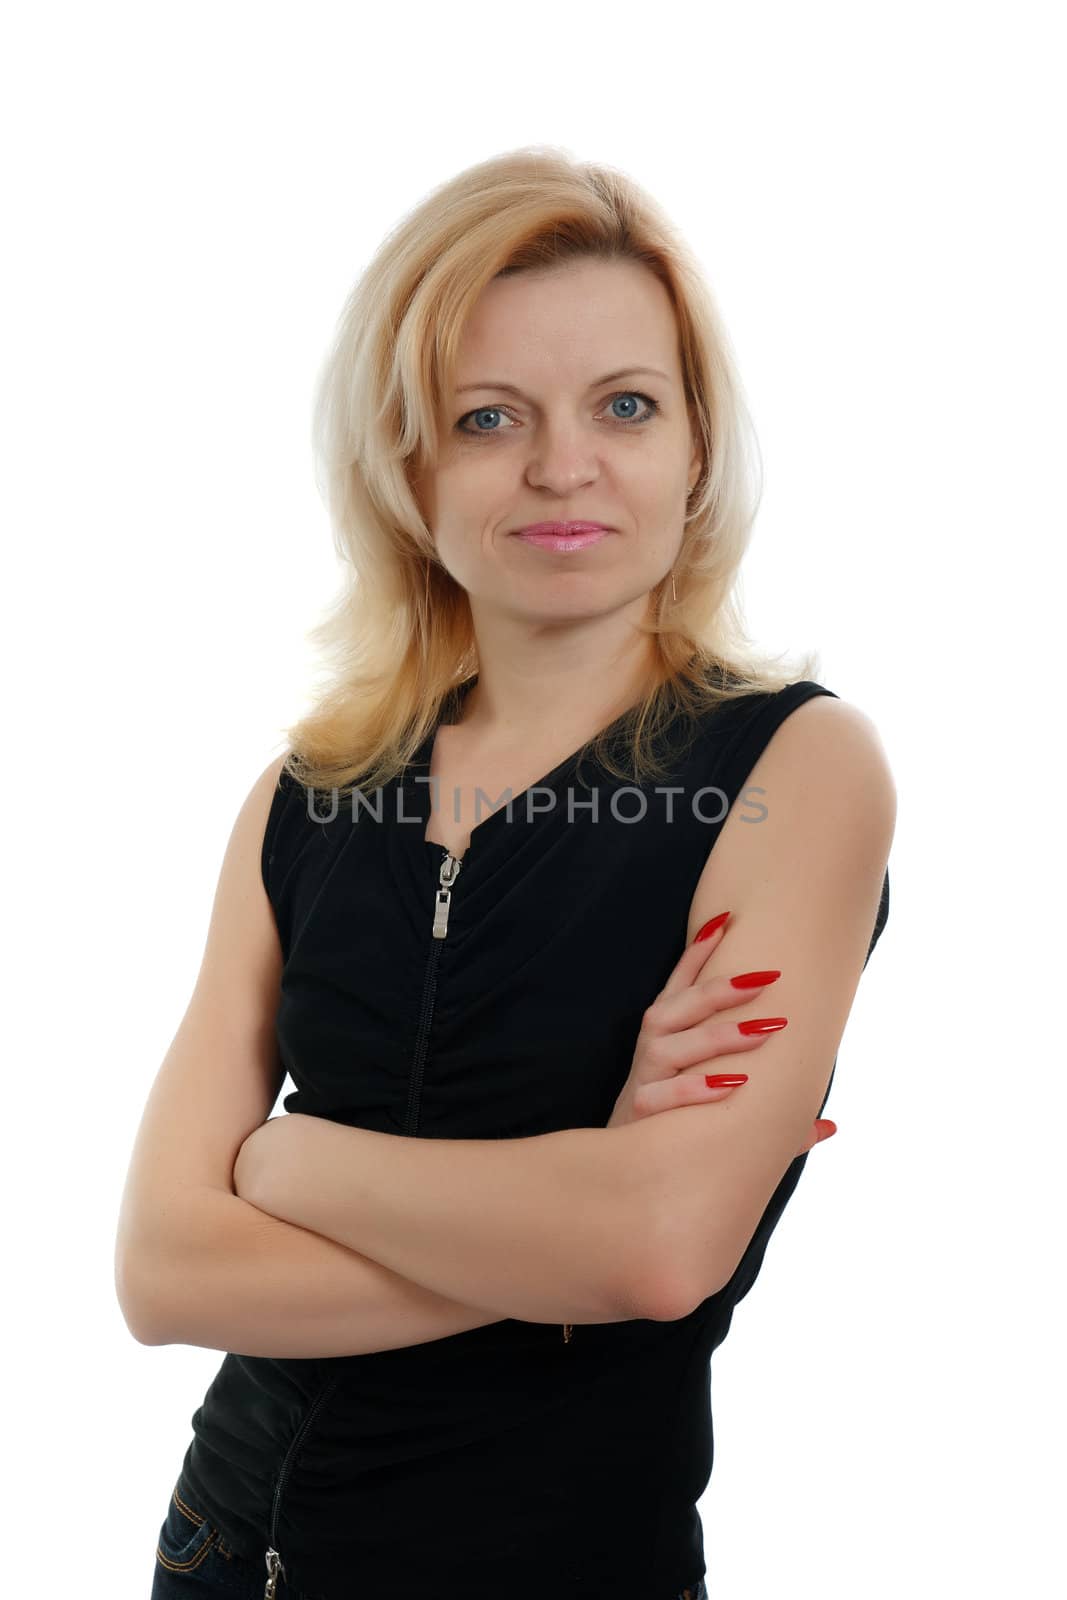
left=3, top=2, right=1063, bottom=1595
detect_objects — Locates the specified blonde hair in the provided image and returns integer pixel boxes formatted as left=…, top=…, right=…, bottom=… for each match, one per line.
left=280, top=145, right=818, bottom=796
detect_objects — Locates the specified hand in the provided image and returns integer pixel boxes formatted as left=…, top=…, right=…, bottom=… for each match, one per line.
left=607, top=917, right=837, bottom=1159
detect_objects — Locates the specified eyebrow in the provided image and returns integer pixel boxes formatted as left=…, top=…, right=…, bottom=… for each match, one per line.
left=454, top=365, right=672, bottom=396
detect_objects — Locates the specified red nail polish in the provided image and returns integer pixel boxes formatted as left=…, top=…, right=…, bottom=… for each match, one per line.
left=737, top=1017, right=788, bottom=1035
left=730, top=969, right=780, bottom=988
left=706, top=1073, right=749, bottom=1087
left=695, top=911, right=731, bottom=942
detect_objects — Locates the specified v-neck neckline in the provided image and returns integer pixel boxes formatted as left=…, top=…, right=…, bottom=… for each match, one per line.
left=401, top=672, right=643, bottom=868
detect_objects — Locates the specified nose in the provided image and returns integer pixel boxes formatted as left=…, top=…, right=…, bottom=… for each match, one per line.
left=524, top=443, right=602, bottom=499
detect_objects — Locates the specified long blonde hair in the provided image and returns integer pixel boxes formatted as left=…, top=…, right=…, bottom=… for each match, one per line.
left=280, top=145, right=818, bottom=796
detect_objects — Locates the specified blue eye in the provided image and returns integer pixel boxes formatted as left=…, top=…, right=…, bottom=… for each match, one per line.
left=455, top=390, right=662, bottom=437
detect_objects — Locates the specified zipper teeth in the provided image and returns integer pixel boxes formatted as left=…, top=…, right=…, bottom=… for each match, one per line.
left=410, top=846, right=573, bottom=1346
left=266, top=853, right=467, bottom=1580
left=404, top=945, right=441, bottom=1137
left=405, top=847, right=459, bottom=1137
left=266, top=850, right=464, bottom=1579
left=268, top=1374, right=341, bottom=1561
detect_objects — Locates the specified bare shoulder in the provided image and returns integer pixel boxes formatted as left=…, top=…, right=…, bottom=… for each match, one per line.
left=258, top=750, right=291, bottom=795
left=776, top=688, right=891, bottom=754
left=686, top=693, right=896, bottom=947
left=780, top=693, right=896, bottom=830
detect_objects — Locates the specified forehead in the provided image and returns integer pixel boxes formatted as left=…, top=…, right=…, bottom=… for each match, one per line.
left=453, top=259, right=681, bottom=383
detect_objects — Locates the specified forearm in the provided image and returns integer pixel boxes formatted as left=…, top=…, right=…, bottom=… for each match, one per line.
left=121, top=1185, right=512, bottom=1358
left=236, top=1115, right=663, bottom=1326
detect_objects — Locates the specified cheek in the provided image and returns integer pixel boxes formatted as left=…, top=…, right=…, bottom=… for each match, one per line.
left=430, top=522, right=491, bottom=590
left=432, top=462, right=498, bottom=529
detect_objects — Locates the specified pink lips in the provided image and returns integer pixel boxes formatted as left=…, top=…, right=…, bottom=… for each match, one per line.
left=512, top=521, right=613, bottom=552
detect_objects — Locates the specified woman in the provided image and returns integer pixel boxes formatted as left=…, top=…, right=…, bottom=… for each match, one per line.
left=119, top=147, right=894, bottom=1600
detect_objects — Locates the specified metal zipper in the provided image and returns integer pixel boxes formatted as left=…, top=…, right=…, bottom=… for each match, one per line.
left=256, top=796, right=577, bottom=1587
left=260, top=851, right=483, bottom=1593
left=262, top=1373, right=340, bottom=1597
left=432, top=849, right=462, bottom=940
left=402, top=848, right=462, bottom=1138
left=411, top=846, right=574, bottom=1347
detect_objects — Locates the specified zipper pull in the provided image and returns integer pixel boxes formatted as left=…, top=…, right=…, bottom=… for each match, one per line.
left=263, top=1547, right=284, bottom=1598
left=563, top=1323, right=573, bottom=1343
left=432, top=852, right=462, bottom=939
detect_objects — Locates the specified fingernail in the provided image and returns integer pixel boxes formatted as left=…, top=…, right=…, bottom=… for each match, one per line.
left=694, top=911, right=731, bottom=942
left=737, top=1017, right=788, bottom=1035
left=730, top=969, right=780, bottom=988
left=706, top=1073, right=748, bottom=1087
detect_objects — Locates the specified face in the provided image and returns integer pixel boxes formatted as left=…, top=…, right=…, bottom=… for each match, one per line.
left=414, top=257, right=703, bottom=629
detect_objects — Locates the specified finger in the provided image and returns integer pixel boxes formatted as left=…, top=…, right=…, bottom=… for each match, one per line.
left=630, top=1010, right=780, bottom=1095
left=794, top=1119, right=838, bottom=1156
left=652, top=970, right=782, bottom=1034
left=633, top=1072, right=743, bottom=1119
left=659, top=916, right=730, bottom=998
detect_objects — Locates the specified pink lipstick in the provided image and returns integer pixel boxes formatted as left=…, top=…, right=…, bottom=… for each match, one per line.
left=512, top=521, right=612, bottom=552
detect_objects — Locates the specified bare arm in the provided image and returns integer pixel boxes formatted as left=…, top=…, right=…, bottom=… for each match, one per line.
left=234, top=1113, right=666, bottom=1326
left=120, top=1184, right=519, bottom=1357
left=115, top=755, right=653, bottom=1353
left=113, top=755, right=534, bottom=1359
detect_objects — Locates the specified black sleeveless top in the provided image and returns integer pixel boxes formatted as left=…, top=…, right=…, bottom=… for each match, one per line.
left=175, top=676, right=890, bottom=1599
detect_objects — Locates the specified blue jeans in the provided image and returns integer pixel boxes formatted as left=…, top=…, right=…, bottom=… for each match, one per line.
left=150, top=1479, right=710, bottom=1599
left=150, top=1481, right=307, bottom=1600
